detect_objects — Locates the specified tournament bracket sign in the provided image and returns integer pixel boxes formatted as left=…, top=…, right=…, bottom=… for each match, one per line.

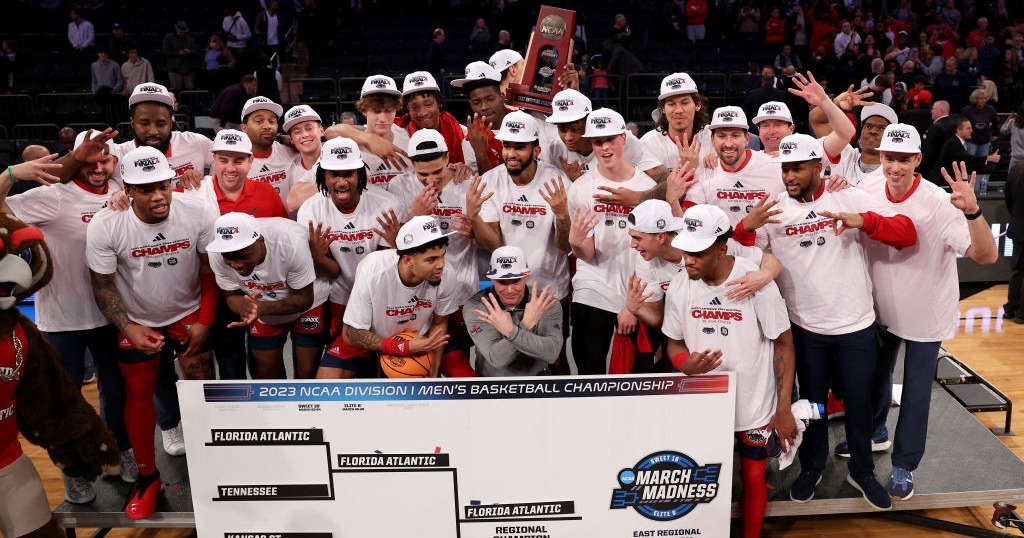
left=505, top=5, right=577, bottom=114
left=177, top=374, right=735, bottom=538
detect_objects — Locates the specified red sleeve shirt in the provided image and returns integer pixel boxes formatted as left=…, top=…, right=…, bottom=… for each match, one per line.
left=214, top=178, right=289, bottom=218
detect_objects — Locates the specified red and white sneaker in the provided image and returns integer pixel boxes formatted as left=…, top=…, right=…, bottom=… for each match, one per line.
left=125, top=476, right=163, bottom=520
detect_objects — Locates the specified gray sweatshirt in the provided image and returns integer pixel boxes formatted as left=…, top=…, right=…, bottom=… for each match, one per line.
left=464, top=286, right=563, bottom=377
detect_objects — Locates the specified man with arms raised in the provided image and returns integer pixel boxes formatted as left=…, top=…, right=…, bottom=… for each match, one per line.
left=206, top=212, right=330, bottom=379
left=86, top=146, right=220, bottom=520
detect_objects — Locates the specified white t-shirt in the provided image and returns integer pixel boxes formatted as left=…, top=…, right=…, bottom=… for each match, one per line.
left=296, top=186, right=405, bottom=305
left=761, top=186, right=892, bottom=335
left=249, top=141, right=299, bottom=205
left=687, top=149, right=784, bottom=249
left=85, top=193, right=219, bottom=327
left=824, top=145, right=885, bottom=186
left=478, top=162, right=571, bottom=299
left=860, top=175, right=971, bottom=341
left=344, top=249, right=459, bottom=338
left=362, top=125, right=411, bottom=191
left=662, top=255, right=790, bottom=431
left=112, top=131, right=214, bottom=189
left=209, top=218, right=329, bottom=326
left=639, top=126, right=714, bottom=169
left=567, top=166, right=656, bottom=313
left=7, top=181, right=122, bottom=331
left=547, top=132, right=662, bottom=177
left=389, top=172, right=479, bottom=306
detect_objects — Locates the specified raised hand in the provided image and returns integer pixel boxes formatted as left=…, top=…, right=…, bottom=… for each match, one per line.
left=741, top=195, right=782, bottom=232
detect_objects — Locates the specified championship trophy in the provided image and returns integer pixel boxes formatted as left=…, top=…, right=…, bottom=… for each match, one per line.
left=505, top=6, right=577, bottom=114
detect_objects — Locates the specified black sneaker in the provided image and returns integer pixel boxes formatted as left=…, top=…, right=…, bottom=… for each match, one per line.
left=789, top=469, right=822, bottom=502
left=847, top=473, right=892, bottom=510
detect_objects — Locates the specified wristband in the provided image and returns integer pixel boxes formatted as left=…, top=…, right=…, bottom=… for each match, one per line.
left=6, top=166, right=17, bottom=183
left=965, top=208, right=983, bottom=221
left=381, top=337, right=410, bottom=357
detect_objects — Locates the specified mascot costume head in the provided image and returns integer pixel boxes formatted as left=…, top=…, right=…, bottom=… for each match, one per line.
left=0, top=214, right=119, bottom=538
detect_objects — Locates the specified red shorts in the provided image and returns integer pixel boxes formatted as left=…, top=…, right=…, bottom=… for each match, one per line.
left=117, top=311, right=209, bottom=361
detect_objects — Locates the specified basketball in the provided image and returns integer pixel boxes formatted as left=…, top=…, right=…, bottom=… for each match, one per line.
left=380, top=332, right=434, bottom=378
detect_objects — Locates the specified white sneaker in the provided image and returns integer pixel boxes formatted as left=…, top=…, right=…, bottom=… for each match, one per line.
left=120, top=448, right=139, bottom=483
left=63, top=473, right=96, bottom=504
left=161, top=423, right=186, bottom=456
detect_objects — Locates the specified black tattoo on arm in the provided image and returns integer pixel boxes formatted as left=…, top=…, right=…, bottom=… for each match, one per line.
left=554, top=214, right=571, bottom=253
left=90, top=270, right=131, bottom=330
left=343, top=324, right=384, bottom=352
left=640, top=182, right=669, bottom=203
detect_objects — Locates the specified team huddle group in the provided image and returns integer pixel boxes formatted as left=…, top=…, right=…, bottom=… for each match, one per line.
left=0, top=46, right=997, bottom=533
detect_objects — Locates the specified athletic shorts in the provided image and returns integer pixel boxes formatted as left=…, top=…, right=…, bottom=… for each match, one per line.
left=735, top=424, right=771, bottom=461
left=0, top=453, right=53, bottom=538
left=117, top=311, right=213, bottom=362
left=249, top=303, right=328, bottom=351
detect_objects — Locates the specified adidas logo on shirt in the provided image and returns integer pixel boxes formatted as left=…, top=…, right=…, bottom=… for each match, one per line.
left=259, top=164, right=271, bottom=173
left=344, top=222, right=356, bottom=230
left=733, top=181, right=744, bottom=189
left=153, top=233, right=166, bottom=242
left=251, top=274, right=261, bottom=281
left=806, top=211, right=818, bottom=220
left=376, top=163, right=388, bottom=171
left=409, top=295, right=421, bottom=304
left=517, top=194, right=529, bottom=203
left=709, top=297, right=722, bottom=306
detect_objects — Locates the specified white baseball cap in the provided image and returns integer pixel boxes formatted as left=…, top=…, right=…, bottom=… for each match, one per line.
left=861, top=103, right=898, bottom=126
left=671, top=204, right=732, bottom=253
left=319, top=137, right=365, bottom=171
left=119, top=146, right=175, bottom=185
left=128, top=82, right=174, bottom=108
left=708, top=106, right=749, bottom=130
left=207, top=212, right=261, bottom=254
left=360, top=74, right=402, bottom=98
left=546, top=89, right=592, bottom=124
left=629, top=200, right=686, bottom=234
left=489, top=49, right=524, bottom=72
left=407, top=129, right=449, bottom=158
left=777, top=133, right=823, bottom=163
left=878, top=123, right=922, bottom=153
left=73, top=130, right=117, bottom=152
left=402, top=71, right=441, bottom=96
left=396, top=215, right=454, bottom=251
left=485, top=245, right=531, bottom=280
left=241, top=96, right=283, bottom=120
left=659, top=72, right=699, bottom=100
left=282, top=104, right=322, bottom=133
left=211, top=129, right=253, bottom=155
left=583, top=108, right=627, bottom=138
left=494, top=110, right=539, bottom=143
left=451, top=61, right=502, bottom=88
left=752, top=101, right=794, bottom=124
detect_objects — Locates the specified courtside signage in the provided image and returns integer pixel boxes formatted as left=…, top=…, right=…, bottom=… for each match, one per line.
left=179, top=374, right=735, bottom=538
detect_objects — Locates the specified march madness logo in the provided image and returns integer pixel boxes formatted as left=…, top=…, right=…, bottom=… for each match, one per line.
left=610, top=451, right=721, bottom=521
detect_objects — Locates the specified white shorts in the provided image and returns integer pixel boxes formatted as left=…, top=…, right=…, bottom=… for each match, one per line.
left=0, top=453, right=53, bottom=538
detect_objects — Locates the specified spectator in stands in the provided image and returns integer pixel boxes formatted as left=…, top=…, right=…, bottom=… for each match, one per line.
left=737, top=0, right=760, bottom=43
left=91, top=50, right=123, bottom=97
left=860, top=34, right=883, bottom=62
left=206, top=52, right=244, bottom=97
left=590, top=56, right=611, bottom=105
left=932, top=56, right=969, bottom=112
left=991, top=48, right=1021, bottom=105
left=917, top=44, right=943, bottom=83
left=744, top=66, right=787, bottom=125
left=929, top=117, right=1000, bottom=181
left=958, top=89, right=999, bottom=157
left=980, top=80, right=1000, bottom=109
left=835, top=20, right=863, bottom=59
left=254, top=0, right=283, bottom=62
left=121, top=47, right=154, bottom=96
left=222, top=4, right=252, bottom=68
left=68, top=8, right=94, bottom=53
left=896, top=60, right=919, bottom=88
left=685, top=0, right=708, bottom=43
left=774, top=44, right=803, bottom=72
left=1001, top=104, right=1024, bottom=323
left=890, top=82, right=909, bottom=114
left=611, top=14, right=632, bottom=48
left=340, top=111, right=358, bottom=125
left=939, top=0, right=961, bottom=32
left=493, top=30, right=513, bottom=52
left=765, top=7, right=786, bottom=54
left=978, top=35, right=1004, bottom=78
left=966, top=17, right=991, bottom=49
left=59, top=127, right=76, bottom=154
left=958, top=47, right=983, bottom=87
left=787, top=3, right=810, bottom=58
left=209, top=74, right=258, bottom=132
left=205, top=36, right=236, bottom=71
left=162, top=21, right=199, bottom=91
left=883, top=31, right=912, bottom=70
left=108, top=23, right=135, bottom=65
left=0, top=40, right=18, bottom=94
left=428, top=28, right=447, bottom=82
left=467, top=17, right=491, bottom=63
left=920, top=100, right=955, bottom=181
left=908, top=75, right=933, bottom=109
left=602, top=38, right=644, bottom=90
